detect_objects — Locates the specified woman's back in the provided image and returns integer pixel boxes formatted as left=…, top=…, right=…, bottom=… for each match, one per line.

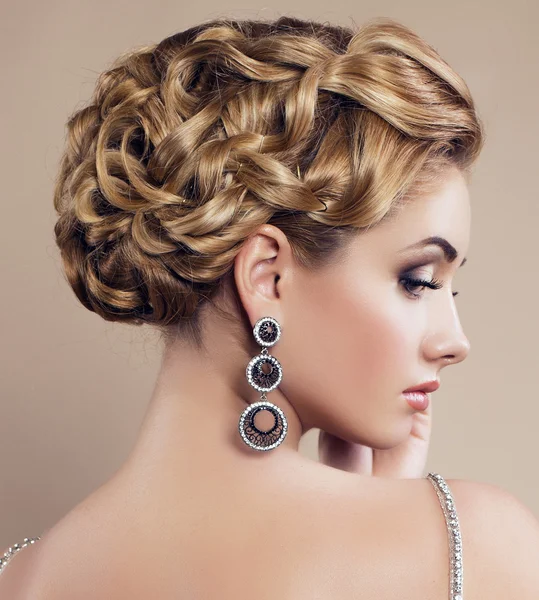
left=2, top=458, right=539, bottom=599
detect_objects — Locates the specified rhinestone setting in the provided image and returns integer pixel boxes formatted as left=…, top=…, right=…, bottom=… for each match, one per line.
left=238, top=399, right=288, bottom=451
left=0, top=536, right=41, bottom=574
left=426, top=472, right=464, bottom=600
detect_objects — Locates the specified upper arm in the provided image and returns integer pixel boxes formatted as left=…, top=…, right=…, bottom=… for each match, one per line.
left=447, top=478, right=539, bottom=599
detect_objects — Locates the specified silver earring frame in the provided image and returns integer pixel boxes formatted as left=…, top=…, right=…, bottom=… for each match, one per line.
left=239, top=316, right=288, bottom=451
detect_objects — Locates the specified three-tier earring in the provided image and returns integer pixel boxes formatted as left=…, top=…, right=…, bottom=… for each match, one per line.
left=239, top=316, right=288, bottom=451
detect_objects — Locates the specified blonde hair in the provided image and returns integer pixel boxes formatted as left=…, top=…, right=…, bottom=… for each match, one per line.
left=52, top=15, right=485, bottom=349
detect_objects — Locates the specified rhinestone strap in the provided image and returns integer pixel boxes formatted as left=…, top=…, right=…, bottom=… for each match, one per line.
left=426, top=472, right=464, bottom=600
left=0, top=537, right=41, bottom=575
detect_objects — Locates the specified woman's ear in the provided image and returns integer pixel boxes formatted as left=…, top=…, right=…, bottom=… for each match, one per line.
left=233, top=224, right=293, bottom=329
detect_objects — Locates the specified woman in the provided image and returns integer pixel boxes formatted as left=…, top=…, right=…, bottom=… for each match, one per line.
left=2, top=14, right=538, bottom=599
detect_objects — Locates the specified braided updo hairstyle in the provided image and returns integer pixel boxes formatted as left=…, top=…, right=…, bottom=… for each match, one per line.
left=52, top=16, right=485, bottom=350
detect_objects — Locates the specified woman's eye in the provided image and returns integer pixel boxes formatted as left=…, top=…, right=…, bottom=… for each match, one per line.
left=399, top=275, right=447, bottom=299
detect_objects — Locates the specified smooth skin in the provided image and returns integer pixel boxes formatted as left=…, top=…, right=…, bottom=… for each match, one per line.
left=2, top=167, right=539, bottom=598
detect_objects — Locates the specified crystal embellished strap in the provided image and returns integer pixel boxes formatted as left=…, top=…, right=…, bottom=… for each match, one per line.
left=0, top=536, right=41, bottom=575
left=426, top=473, right=464, bottom=600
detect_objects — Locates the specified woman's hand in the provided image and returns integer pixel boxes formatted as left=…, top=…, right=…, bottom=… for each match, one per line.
left=318, top=401, right=433, bottom=479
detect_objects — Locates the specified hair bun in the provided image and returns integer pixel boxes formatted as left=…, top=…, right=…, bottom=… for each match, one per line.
left=52, top=16, right=484, bottom=348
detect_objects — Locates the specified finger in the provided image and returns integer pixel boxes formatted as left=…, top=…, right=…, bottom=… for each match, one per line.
left=372, top=400, right=433, bottom=478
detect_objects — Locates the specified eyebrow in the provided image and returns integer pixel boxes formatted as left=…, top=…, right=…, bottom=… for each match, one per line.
left=400, top=236, right=467, bottom=267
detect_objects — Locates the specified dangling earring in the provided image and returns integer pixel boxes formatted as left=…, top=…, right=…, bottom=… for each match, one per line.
left=239, top=316, right=288, bottom=451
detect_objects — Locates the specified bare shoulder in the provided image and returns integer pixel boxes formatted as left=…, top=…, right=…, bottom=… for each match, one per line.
left=441, top=477, right=539, bottom=598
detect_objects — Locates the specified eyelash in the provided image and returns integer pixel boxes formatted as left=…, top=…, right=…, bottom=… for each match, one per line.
left=400, top=275, right=460, bottom=300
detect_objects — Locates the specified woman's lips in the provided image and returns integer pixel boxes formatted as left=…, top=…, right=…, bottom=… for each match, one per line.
left=403, top=391, right=429, bottom=411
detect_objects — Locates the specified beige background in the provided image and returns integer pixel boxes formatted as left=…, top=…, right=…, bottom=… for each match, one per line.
left=1, top=1, right=537, bottom=549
